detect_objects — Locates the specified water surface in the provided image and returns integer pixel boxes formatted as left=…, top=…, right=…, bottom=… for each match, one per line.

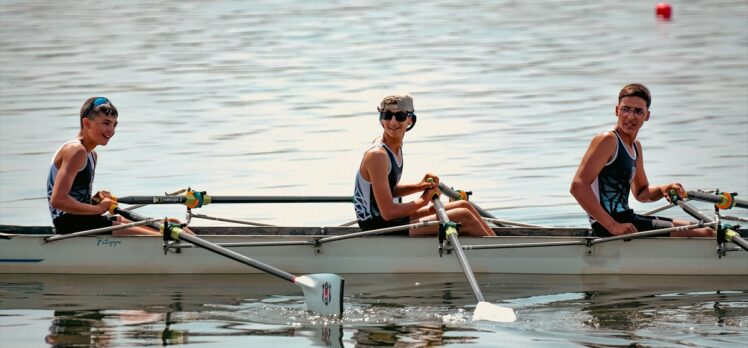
left=1, top=0, right=747, bottom=346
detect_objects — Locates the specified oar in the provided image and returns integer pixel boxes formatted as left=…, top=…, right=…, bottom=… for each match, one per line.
left=686, top=190, right=748, bottom=210
left=670, top=191, right=748, bottom=252
left=116, top=194, right=352, bottom=207
left=428, top=180, right=516, bottom=322
left=114, top=208, right=345, bottom=317
left=121, top=188, right=187, bottom=211
left=437, top=183, right=505, bottom=226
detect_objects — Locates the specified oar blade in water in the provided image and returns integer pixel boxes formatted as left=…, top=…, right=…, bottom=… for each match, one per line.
left=472, top=301, right=516, bottom=322
left=295, top=273, right=345, bottom=317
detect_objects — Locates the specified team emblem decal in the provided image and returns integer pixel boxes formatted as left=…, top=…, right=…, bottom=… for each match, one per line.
left=322, top=282, right=331, bottom=305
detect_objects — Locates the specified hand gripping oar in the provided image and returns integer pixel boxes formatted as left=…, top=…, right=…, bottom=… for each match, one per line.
left=427, top=180, right=516, bottom=322
left=114, top=208, right=344, bottom=317
left=669, top=191, right=748, bottom=253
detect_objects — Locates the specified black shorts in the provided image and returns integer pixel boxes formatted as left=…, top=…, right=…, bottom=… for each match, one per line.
left=591, top=209, right=673, bottom=237
left=53, top=214, right=113, bottom=234
left=357, top=216, right=410, bottom=234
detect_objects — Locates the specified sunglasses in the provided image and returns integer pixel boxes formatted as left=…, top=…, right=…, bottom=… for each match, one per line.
left=83, top=97, right=110, bottom=118
left=380, top=110, right=414, bottom=122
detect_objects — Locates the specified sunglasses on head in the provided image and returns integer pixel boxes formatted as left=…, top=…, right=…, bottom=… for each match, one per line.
left=380, top=110, right=414, bottom=122
left=83, top=97, right=110, bottom=118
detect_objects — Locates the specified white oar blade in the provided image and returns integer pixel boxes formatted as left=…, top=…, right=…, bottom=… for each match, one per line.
left=295, top=273, right=344, bottom=317
left=472, top=301, right=516, bottom=322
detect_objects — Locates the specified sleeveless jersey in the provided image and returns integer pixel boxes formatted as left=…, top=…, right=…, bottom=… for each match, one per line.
left=353, top=143, right=403, bottom=222
left=47, top=140, right=96, bottom=221
left=589, top=131, right=639, bottom=223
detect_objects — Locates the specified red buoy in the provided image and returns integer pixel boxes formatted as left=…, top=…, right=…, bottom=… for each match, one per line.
left=656, top=3, right=672, bottom=20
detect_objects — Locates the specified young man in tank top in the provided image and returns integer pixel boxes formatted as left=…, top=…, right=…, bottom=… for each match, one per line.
left=570, top=84, right=715, bottom=238
left=353, top=94, right=495, bottom=237
left=47, top=97, right=166, bottom=235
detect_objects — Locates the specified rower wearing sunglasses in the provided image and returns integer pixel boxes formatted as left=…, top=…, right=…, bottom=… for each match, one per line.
left=353, top=94, right=495, bottom=236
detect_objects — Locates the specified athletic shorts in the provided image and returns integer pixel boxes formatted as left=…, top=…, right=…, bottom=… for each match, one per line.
left=357, top=216, right=410, bottom=235
left=53, top=214, right=113, bottom=234
left=591, top=209, right=673, bottom=237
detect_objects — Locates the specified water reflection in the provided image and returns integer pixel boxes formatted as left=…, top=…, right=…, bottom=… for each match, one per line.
left=46, top=310, right=110, bottom=347
left=4, top=274, right=746, bottom=346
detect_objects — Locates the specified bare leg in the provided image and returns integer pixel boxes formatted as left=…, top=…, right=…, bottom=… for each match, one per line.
left=409, top=201, right=495, bottom=237
left=669, top=219, right=716, bottom=237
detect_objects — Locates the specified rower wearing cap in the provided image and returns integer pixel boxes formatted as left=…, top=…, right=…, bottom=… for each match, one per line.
left=353, top=93, right=495, bottom=236
left=570, top=83, right=716, bottom=238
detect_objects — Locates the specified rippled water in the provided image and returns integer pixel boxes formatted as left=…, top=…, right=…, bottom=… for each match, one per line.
left=1, top=0, right=747, bottom=346
left=1, top=0, right=747, bottom=227
left=1, top=274, right=747, bottom=347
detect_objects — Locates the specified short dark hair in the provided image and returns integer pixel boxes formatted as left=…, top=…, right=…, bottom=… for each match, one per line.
left=618, top=83, right=651, bottom=108
left=80, top=97, right=118, bottom=128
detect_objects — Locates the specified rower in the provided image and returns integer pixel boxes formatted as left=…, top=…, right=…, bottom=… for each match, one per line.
left=570, top=84, right=715, bottom=238
left=46, top=97, right=185, bottom=236
left=352, top=93, right=495, bottom=236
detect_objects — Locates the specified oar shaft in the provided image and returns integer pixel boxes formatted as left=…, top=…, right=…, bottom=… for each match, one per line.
left=676, top=201, right=714, bottom=222
left=117, top=195, right=352, bottom=205
left=687, top=191, right=748, bottom=209
left=431, top=196, right=485, bottom=302
left=176, top=232, right=296, bottom=283
left=447, top=232, right=485, bottom=302
left=210, top=196, right=352, bottom=204
left=438, top=183, right=499, bottom=220
left=121, top=189, right=187, bottom=211
left=115, top=208, right=296, bottom=283
left=728, top=234, right=748, bottom=251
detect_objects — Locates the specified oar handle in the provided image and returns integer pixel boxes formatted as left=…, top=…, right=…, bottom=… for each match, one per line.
left=425, top=178, right=440, bottom=200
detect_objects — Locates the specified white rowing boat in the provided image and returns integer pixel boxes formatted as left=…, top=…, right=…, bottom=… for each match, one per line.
left=2, top=187, right=746, bottom=318
left=2, top=225, right=746, bottom=275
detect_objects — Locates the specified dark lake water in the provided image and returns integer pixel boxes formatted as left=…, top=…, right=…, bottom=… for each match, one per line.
left=1, top=0, right=747, bottom=346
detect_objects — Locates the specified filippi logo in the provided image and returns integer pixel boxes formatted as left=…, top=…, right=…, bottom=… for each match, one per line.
left=96, top=238, right=122, bottom=248
left=322, top=282, right=331, bottom=305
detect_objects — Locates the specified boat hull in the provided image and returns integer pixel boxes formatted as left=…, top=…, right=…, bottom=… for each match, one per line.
left=1, top=233, right=746, bottom=275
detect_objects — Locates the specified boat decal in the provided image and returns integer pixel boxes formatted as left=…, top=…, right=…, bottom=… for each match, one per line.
left=96, top=238, right=122, bottom=248
left=322, top=281, right=331, bottom=305
left=0, top=258, right=43, bottom=263
left=154, top=196, right=183, bottom=203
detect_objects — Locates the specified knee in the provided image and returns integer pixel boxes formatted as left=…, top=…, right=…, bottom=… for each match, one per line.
left=451, top=207, right=473, bottom=221
left=456, top=200, right=471, bottom=209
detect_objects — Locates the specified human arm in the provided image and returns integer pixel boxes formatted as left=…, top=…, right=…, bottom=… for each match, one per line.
left=570, top=132, right=637, bottom=235
left=48, top=144, right=113, bottom=215
left=362, top=149, right=435, bottom=221
left=393, top=173, right=438, bottom=197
